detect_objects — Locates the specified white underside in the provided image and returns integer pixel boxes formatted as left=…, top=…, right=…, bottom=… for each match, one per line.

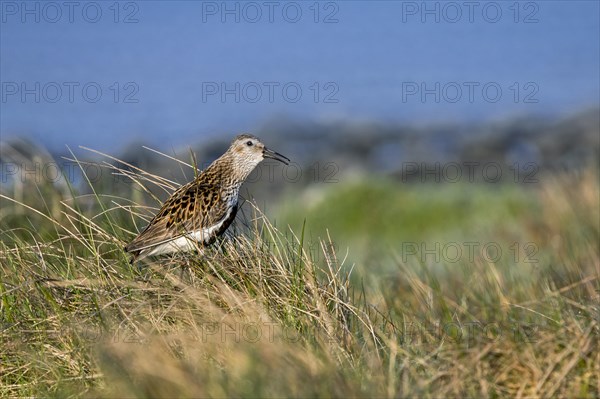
left=142, top=205, right=234, bottom=257
left=145, top=232, right=207, bottom=257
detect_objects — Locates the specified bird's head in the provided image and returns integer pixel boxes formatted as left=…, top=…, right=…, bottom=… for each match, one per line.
left=227, top=134, right=290, bottom=179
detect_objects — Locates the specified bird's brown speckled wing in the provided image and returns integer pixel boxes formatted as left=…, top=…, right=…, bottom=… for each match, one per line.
left=125, top=179, right=236, bottom=255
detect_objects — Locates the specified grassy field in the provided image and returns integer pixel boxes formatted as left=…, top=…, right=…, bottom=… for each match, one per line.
left=0, top=151, right=598, bottom=398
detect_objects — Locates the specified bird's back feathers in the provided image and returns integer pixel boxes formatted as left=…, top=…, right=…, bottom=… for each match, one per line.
left=125, top=169, right=238, bottom=260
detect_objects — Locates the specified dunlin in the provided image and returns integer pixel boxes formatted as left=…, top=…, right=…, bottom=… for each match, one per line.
left=125, top=134, right=289, bottom=262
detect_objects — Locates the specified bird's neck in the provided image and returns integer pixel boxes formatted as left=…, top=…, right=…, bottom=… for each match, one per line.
left=203, top=152, right=255, bottom=188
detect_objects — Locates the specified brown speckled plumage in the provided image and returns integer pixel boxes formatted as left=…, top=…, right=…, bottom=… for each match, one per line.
left=125, top=134, right=289, bottom=263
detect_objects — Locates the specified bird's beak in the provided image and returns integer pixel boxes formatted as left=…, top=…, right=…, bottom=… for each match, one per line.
left=263, top=147, right=290, bottom=165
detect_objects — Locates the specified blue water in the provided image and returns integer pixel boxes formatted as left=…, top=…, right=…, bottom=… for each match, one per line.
left=1, top=1, right=598, bottom=152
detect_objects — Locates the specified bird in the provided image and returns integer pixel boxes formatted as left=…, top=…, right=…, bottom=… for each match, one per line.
left=124, top=134, right=290, bottom=263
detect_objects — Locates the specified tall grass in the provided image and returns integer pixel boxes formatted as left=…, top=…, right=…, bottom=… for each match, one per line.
left=0, top=148, right=598, bottom=398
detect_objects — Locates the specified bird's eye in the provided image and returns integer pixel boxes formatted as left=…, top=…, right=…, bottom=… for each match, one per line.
left=246, top=141, right=253, bottom=146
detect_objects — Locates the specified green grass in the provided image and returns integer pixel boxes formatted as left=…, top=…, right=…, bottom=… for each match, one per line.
left=281, top=179, right=532, bottom=247
left=0, top=151, right=598, bottom=398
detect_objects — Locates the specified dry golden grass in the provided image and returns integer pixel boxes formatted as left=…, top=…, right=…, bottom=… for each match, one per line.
left=0, top=148, right=598, bottom=398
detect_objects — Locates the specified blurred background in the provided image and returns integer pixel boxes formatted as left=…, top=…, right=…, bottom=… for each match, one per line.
left=1, top=0, right=599, bottom=270
left=3, top=4, right=599, bottom=396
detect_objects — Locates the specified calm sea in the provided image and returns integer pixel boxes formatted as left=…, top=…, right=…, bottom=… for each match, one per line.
left=1, top=1, right=599, bottom=152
